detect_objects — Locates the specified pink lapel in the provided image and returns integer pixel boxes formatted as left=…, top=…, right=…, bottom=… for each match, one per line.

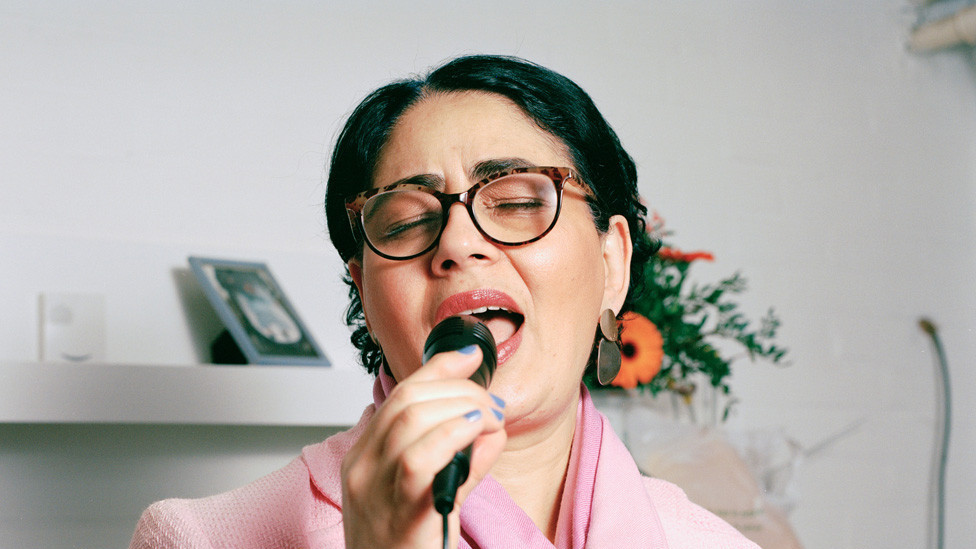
left=581, top=389, right=670, bottom=548
left=301, top=367, right=394, bottom=510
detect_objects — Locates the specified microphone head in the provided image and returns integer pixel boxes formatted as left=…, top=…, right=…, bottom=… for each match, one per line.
left=423, top=315, right=497, bottom=388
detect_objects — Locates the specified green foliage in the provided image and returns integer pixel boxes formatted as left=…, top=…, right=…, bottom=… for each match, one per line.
left=632, top=230, right=788, bottom=398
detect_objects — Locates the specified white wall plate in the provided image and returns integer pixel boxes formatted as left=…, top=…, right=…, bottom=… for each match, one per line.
left=39, top=293, right=106, bottom=363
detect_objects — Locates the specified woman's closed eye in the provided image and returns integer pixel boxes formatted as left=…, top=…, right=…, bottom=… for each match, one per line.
left=484, top=196, right=548, bottom=212
left=377, top=212, right=441, bottom=241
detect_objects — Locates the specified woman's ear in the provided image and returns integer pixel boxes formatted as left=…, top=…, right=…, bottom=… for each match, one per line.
left=347, top=258, right=371, bottom=333
left=348, top=258, right=364, bottom=294
left=601, top=215, right=633, bottom=314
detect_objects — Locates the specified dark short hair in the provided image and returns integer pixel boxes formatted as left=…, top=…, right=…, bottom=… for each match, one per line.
left=325, top=54, right=656, bottom=375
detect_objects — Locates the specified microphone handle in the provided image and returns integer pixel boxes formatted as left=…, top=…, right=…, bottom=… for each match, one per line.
left=432, top=446, right=471, bottom=515
left=422, top=316, right=497, bottom=516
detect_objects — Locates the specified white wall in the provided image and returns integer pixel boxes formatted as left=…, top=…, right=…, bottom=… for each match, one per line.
left=2, top=2, right=974, bottom=548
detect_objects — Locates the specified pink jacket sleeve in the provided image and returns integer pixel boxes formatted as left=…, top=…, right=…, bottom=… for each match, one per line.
left=129, top=498, right=216, bottom=549
left=128, top=456, right=343, bottom=549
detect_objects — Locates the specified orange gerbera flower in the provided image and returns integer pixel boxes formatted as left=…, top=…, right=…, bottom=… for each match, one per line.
left=611, top=312, right=664, bottom=389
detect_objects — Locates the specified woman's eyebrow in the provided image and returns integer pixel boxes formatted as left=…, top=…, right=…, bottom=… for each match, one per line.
left=386, top=173, right=443, bottom=189
left=383, top=158, right=536, bottom=189
left=471, top=158, right=535, bottom=180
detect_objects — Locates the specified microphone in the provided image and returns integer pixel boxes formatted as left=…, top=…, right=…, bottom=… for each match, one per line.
left=422, top=315, right=497, bottom=516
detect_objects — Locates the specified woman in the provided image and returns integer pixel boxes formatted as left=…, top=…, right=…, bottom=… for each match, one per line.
left=131, top=55, right=757, bottom=549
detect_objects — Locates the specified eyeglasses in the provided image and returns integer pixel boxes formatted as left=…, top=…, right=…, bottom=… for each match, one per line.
left=345, top=166, right=595, bottom=260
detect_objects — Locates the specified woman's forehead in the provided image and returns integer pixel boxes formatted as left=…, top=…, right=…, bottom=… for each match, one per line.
left=372, top=91, right=571, bottom=188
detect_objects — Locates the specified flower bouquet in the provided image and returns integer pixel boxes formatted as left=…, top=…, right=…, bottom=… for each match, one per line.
left=588, top=213, right=788, bottom=422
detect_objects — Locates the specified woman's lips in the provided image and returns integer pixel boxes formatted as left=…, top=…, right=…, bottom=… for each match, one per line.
left=494, top=326, right=521, bottom=365
left=434, top=289, right=524, bottom=364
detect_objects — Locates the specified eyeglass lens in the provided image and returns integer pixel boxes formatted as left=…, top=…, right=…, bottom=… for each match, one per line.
left=360, top=172, right=560, bottom=258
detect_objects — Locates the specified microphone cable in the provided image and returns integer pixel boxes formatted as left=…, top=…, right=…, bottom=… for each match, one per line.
left=442, top=512, right=450, bottom=549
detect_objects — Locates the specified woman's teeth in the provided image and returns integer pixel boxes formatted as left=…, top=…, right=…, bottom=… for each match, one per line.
left=459, top=306, right=510, bottom=315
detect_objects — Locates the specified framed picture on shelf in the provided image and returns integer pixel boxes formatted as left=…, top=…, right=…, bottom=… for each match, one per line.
left=188, top=256, right=331, bottom=366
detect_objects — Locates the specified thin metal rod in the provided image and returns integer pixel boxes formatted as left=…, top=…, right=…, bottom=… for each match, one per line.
left=919, top=318, right=950, bottom=549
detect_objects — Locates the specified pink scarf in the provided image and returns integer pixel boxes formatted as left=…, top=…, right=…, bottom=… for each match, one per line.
left=305, top=368, right=670, bottom=548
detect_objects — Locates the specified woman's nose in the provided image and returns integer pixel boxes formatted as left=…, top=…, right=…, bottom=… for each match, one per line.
left=430, top=202, right=500, bottom=275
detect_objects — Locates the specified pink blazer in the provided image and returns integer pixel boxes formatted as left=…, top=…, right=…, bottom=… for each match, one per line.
left=130, top=389, right=758, bottom=548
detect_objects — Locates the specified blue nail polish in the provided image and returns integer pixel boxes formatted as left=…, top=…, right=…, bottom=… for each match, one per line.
left=458, top=344, right=478, bottom=355
left=490, top=393, right=506, bottom=408
left=464, top=409, right=482, bottom=422
left=492, top=408, right=504, bottom=421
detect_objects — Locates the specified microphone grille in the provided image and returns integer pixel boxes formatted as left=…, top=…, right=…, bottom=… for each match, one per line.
left=423, top=315, right=497, bottom=384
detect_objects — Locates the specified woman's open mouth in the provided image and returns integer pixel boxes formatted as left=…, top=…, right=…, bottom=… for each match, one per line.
left=435, top=290, right=525, bottom=365
left=456, top=306, right=524, bottom=347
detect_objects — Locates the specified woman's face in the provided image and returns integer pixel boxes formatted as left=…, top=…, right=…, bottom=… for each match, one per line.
left=348, top=91, right=630, bottom=433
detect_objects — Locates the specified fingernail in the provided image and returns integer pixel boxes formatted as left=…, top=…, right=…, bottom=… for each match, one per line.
left=490, top=393, right=506, bottom=408
left=464, top=409, right=482, bottom=422
left=458, top=344, right=478, bottom=355
left=492, top=408, right=504, bottom=421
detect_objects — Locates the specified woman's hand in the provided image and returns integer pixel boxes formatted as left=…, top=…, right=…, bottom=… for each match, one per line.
left=341, top=346, right=507, bottom=549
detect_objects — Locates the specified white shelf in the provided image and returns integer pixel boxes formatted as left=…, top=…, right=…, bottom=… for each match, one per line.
left=0, top=362, right=375, bottom=426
